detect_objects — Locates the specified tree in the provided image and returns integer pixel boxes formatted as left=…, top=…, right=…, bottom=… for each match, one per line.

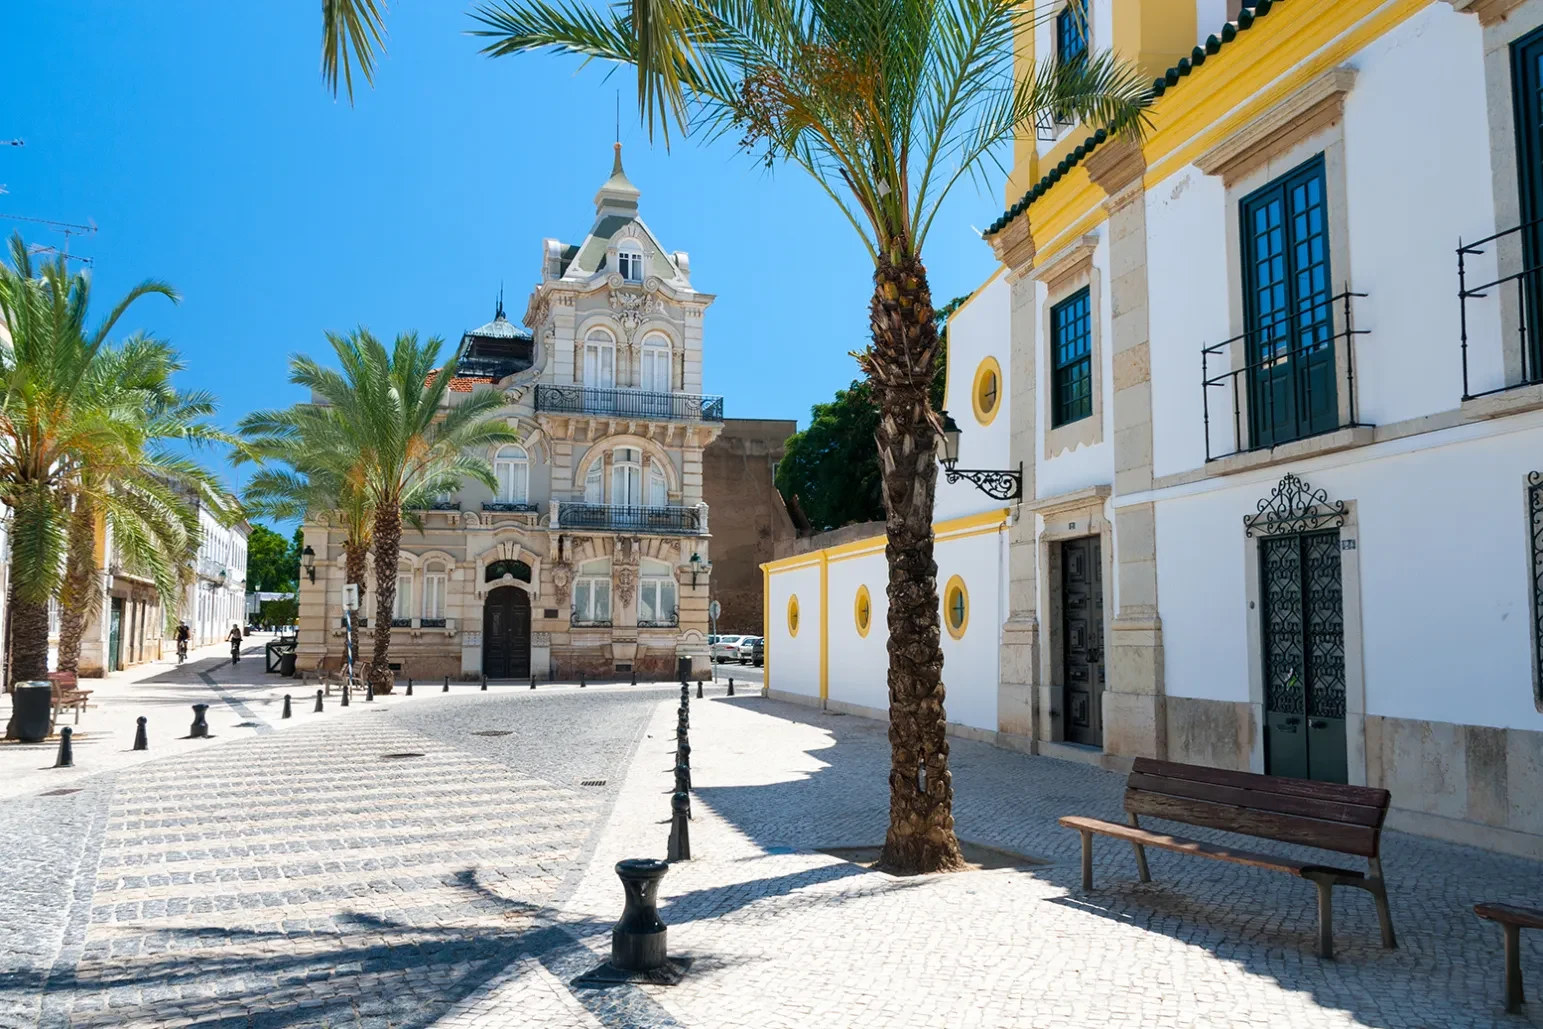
left=54, top=335, right=231, bottom=674
left=463, top=0, right=1149, bottom=872
left=247, top=524, right=299, bottom=592
left=0, top=236, right=180, bottom=692
left=777, top=380, right=883, bottom=531
left=241, top=330, right=517, bottom=693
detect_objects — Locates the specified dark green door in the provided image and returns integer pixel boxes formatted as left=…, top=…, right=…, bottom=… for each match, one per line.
left=1513, top=26, right=1543, bottom=381
left=1241, top=155, right=1337, bottom=449
left=108, top=599, right=123, bottom=672
left=1260, top=530, right=1347, bottom=783
left=1061, top=537, right=1105, bottom=747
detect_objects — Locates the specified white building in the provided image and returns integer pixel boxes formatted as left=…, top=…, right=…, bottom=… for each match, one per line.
left=183, top=498, right=250, bottom=649
left=768, top=0, right=1543, bottom=860
left=296, top=146, right=721, bottom=681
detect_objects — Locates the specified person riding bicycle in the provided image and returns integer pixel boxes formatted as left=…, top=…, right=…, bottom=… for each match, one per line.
left=227, top=624, right=243, bottom=664
left=175, top=622, right=190, bottom=663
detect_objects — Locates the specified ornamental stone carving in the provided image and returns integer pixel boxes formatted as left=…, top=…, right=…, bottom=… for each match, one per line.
left=550, top=562, right=573, bottom=605
left=609, top=289, right=661, bottom=340
left=614, top=563, right=638, bottom=606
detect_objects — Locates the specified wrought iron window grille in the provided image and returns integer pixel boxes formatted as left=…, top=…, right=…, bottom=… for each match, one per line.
left=534, top=384, right=725, bottom=422
left=428, top=500, right=461, bottom=511
left=420, top=618, right=447, bottom=629
left=391, top=617, right=412, bottom=628
left=570, top=614, right=613, bottom=628
left=340, top=617, right=369, bottom=628
left=638, top=612, right=680, bottom=628
left=1202, top=289, right=1369, bottom=461
left=1458, top=220, right=1543, bottom=400
left=557, top=502, right=704, bottom=535
left=481, top=501, right=539, bottom=513
left=1243, top=474, right=1347, bottom=538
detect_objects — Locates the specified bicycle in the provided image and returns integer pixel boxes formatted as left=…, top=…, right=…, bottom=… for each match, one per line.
left=230, top=640, right=241, bottom=665
left=176, top=639, right=188, bottom=664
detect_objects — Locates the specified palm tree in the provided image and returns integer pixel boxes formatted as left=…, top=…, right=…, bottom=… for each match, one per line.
left=466, top=0, right=1150, bottom=873
left=0, top=236, right=178, bottom=691
left=54, top=335, right=233, bottom=675
left=242, top=330, right=517, bottom=693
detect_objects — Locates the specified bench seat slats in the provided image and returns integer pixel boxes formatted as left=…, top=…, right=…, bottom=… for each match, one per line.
left=1125, top=771, right=1385, bottom=827
left=1475, top=903, right=1543, bottom=930
left=1125, top=788, right=1381, bottom=857
left=1058, top=816, right=1363, bottom=879
left=1132, top=758, right=1391, bottom=814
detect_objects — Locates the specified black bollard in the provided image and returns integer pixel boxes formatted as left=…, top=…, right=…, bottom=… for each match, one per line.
left=133, top=716, right=148, bottom=751
left=54, top=726, right=74, bottom=768
left=443, top=676, right=450, bottom=693
left=314, top=689, right=324, bottom=713
left=696, top=682, right=703, bottom=700
left=406, top=678, right=414, bottom=697
left=282, top=694, right=292, bottom=719
left=189, top=703, right=210, bottom=738
left=630, top=667, right=637, bottom=687
left=580, top=672, right=587, bottom=689
left=727, top=679, right=735, bottom=697
left=530, top=675, right=536, bottom=690
left=611, top=858, right=669, bottom=971
left=365, top=681, right=374, bottom=702
left=675, top=757, right=691, bottom=793
left=678, top=739, right=691, bottom=767
left=667, top=793, right=691, bottom=861
left=341, top=683, right=351, bottom=707
left=481, top=676, right=488, bottom=692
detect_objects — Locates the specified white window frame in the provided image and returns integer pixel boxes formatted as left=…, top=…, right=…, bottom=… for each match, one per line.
left=613, top=447, right=642, bottom=508
left=641, top=334, right=671, bottom=392
left=584, top=328, right=616, bottom=389
left=493, top=444, right=530, bottom=504
left=573, top=560, right=612, bottom=623
left=584, top=462, right=604, bottom=504
left=618, top=246, right=644, bottom=283
left=394, top=572, right=413, bottom=622
left=648, top=463, right=668, bottom=507
left=423, top=566, right=446, bottom=621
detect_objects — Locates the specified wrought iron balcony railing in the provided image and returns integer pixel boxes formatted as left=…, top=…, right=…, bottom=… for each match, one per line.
left=638, top=612, right=680, bottom=629
left=534, top=384, right=725, bottom=422
left=1201, top=289, right=1369, bottom=461
left=1459, top=220, right=1543, bottom=399
left=420, top=618, right=447, bottom=628
left=555, top=502, right=705, bottom=535
left=570, top=613, right=613, bottom=628
left=391, top=617, right=412, bottom=628
left=482, top=501, right=540, bottom=513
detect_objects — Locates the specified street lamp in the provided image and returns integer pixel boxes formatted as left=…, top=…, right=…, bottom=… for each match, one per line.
left=936, top=410, right=1023, bottom=501
left=688, top=552, right=703, bottom=588
left=302, top=545, right=316, bottom=584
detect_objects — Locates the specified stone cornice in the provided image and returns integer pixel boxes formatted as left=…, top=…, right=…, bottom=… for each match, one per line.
left=990, top=216, right=1037, bottom=282
left=1443, top=0, right=1528, bottom=25
left=1024, top=484, right=1112, bottom=518
left=1032, top=234, right=1098, bottom=297
left=1195, top=66, right=1356, bottom=184
left=1084, top=138, right=1147, bottom=200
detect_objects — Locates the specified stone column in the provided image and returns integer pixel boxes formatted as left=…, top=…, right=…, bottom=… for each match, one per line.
left=1086, top=139, right=1165, bottom=761
left=296, top=523, right=330, bottom=674
left=991, top=218, right=1044, bottom=749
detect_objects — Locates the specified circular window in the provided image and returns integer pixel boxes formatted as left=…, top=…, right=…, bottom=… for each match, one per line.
left=787, top=594, right=800, bottom=637
left=854, top=585, right=872, bottom=638
left=972, top=356, right=1002, bottom=425
left=943, top=575, right=969, bottom=639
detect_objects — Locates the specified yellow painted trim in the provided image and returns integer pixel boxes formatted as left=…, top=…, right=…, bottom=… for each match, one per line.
left=827, top=540, right=888, bottom=565
left=762, top=561, right=771, bottom=691
left=761, top=553, right=826, bottom=574
left=935, top=522, right=1013, bottom=546
left=971, top=355, right=1003, bottom=426
left=943, top=574, right=969, bottom=640
left=818, top=551, right=829, bottom=702
left=854, top=584, right=872, bottom=638
left=787, top=593, right=800, bottom=637
left=936, top=508, right=1011, bottom=534
left=823, top=535, right=890, bottom=561
left=763, top=508, right=1010, bottom=574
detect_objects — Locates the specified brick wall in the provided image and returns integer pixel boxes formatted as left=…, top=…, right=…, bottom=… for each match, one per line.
left=702, top=419, right=797, bottom=635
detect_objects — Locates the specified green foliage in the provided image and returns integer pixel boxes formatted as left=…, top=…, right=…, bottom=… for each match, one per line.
left=257, top=596, right=299, bottom=627
left=775, top=379, right=883, bottom=532
left=247, top=523, right=299, bottom=592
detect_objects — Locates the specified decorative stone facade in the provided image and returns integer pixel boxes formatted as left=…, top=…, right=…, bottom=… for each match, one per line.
left=296, top=147, right=720, bottom=682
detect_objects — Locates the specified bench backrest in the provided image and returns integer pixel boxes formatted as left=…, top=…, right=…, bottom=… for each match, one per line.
left=47, top=671, right=79, bottom=692
left=1125, top=758, right=1392, bottom=858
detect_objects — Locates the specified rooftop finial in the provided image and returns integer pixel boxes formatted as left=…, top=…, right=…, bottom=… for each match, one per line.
left=495, top=283, right=505, bottom=320
left=612, top=140, right=624, bottom=177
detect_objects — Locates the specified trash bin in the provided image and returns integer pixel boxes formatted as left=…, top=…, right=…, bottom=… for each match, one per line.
left=279, top=651, right=297, bottom=677
left=10, top=681, right=53, bottom=742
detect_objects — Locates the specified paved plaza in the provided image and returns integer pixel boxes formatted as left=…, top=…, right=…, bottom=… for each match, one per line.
left=0, top=651, right=1538, bottom=1028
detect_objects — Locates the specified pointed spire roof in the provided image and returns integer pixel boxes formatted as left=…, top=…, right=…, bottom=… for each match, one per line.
left=594, top=142, right=641, bottom=214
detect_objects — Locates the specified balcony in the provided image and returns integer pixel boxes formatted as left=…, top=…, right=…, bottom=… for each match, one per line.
left=1459, top=221, right=1543, bottom=400
left=555, top=502, right=706, bottom=536
left=482, top=501, right=540, bottom=513
left=638, top=612, right=680, bottom=629
left=1201, top=290, right=1369, bottom=462
left=571, top=613, right=613, bottom=628
left=534, top=384, right=725, bottom=422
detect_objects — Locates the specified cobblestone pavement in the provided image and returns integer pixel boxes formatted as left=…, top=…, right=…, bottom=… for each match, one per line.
left=4, top=682, right=1541, bottom=1028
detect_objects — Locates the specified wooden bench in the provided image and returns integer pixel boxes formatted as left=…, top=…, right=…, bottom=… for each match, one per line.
left=47, top=671, right=93, bottom=726
left=1059, top=757, right=1397, bottom=959
left=1475, top=902, right=1542, bottom=1013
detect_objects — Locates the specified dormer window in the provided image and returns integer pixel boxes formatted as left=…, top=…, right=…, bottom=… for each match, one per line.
left=618, top=246, right=644, bottom=283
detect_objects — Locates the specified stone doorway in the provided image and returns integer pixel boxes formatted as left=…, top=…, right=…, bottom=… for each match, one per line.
left=482, top=587, right=531, bottom=679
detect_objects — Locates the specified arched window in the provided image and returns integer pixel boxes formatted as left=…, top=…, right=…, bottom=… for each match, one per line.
left=640, top=333, right=671, bottom=392
left=612, top=447, right=642, bottom=508
left=393, top=568, right=413, bottom=626
left=584, top=327, right=615, bottom=388
left=573, top=558, right=612, bottom=624
left=638, top=557, right=677, bottom=626
left=584, top=462, right=604, bottom=504
left=485, top=559, right=532, bottom=584
left=493, top=445, right=529, bottom=504
left=618, top=244, right=644, bottom=283
left=648, top=461, right=668, bottom=507
left=423, top=562, right=447, bottom=623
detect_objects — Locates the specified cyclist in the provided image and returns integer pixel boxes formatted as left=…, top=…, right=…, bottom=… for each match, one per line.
left=175, top=622, right=190, bottom=664
left=227, top=623, right=243, bottom=665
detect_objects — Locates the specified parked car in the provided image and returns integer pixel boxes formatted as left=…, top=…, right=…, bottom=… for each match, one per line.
left=737, top=637, right=763, bottom=666
left=711, top=635, right=746, bottom=662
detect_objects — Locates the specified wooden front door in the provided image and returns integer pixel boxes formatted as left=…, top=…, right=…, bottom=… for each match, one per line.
left=1061, top=537, right=1105, bottom=747
left=482, top=588, right=531, bottom=679
left=1260, top=530, right=1348, bottom=783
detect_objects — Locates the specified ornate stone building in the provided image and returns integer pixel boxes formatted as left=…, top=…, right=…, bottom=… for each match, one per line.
left=296, top=146, right=722, bottom=681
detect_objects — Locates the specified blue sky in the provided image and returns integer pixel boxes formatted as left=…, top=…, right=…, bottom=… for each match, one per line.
left=5, top=2, right=1003, bottom=489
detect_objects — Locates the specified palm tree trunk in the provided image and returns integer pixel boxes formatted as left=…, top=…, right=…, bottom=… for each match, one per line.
left=344, top=538, right=369, bottom=679
left=367, top=504, right=401, bottom=694
left=867, top=245, right=964, bottom=876
left=4, top=595, right=52, bottom=737
left=55, top=498, right=97, bottom=674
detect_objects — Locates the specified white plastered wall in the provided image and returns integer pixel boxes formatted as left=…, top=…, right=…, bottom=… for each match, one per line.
left=766, top=561, right=822, bottom=700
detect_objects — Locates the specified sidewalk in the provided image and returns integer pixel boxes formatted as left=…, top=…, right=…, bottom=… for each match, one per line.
left=447, top=691, right=1543, bottom=1029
